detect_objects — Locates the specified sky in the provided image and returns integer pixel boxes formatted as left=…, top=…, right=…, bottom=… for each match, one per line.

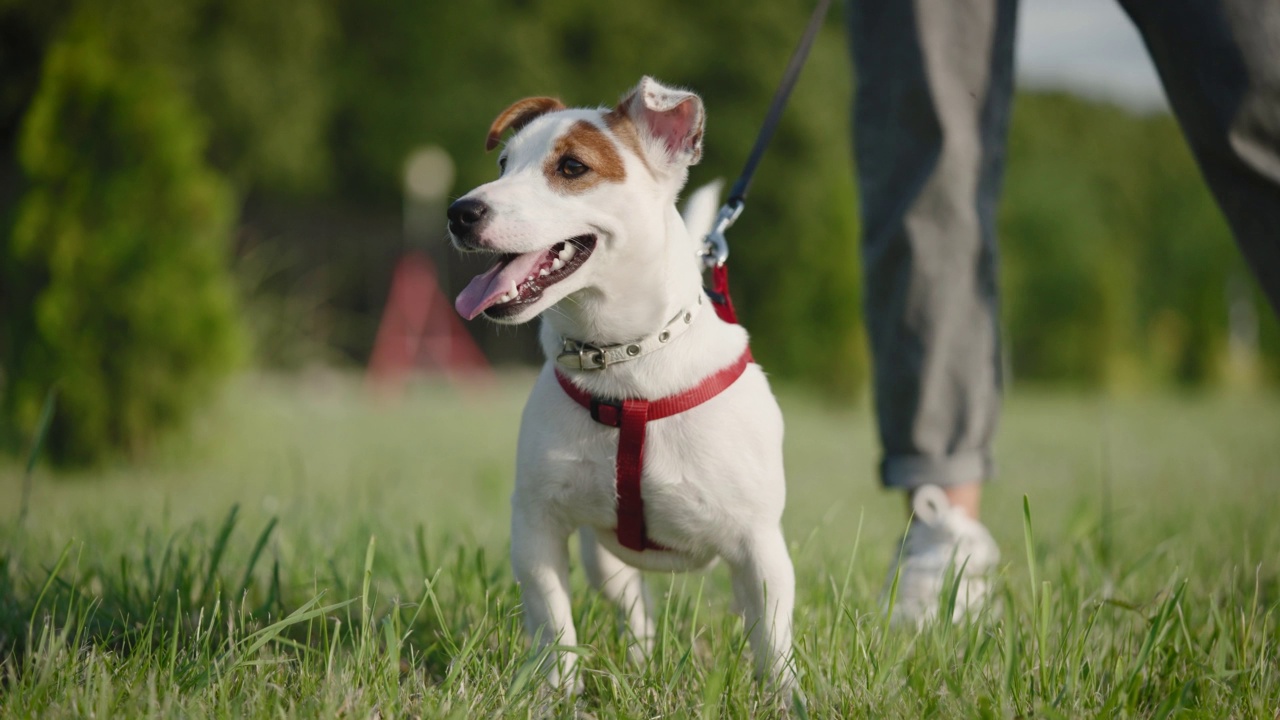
left=1016, top=0, right=1168, bottom=112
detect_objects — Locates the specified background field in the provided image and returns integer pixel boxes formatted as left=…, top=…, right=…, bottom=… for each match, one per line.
left=2, top=375, right=1278, bottom=717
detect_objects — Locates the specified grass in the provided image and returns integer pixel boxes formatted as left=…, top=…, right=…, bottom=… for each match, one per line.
left=1, top=371, right=1279, bottom=717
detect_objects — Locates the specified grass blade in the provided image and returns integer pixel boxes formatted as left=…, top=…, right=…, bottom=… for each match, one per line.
left=362, top=534, right=376, bottom=627
left=198, top=505, right=240, bottom=606
left=189, top=594, right=356, bottom=689
left=1023, top=495, right=1037, bottom=606
left=237, top=516, right=279, bottom=598
left=17, top=387, right=58, bottom=528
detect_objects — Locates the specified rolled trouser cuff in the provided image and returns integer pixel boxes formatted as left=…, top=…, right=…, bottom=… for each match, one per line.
left=881, top=450, right=992, bottom=491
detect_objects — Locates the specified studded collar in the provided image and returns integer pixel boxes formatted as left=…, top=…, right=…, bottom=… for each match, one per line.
left=554, top=294, right=705, bottom=371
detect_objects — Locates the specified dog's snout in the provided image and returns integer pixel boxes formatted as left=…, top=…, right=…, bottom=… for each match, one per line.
left=447, top=198, right=490, bottom=237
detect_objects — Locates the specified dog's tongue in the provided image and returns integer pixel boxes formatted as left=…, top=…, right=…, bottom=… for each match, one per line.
left=455, top=250, right=544, bottom=320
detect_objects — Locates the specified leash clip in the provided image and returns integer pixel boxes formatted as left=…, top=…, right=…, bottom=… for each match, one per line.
left=701, top=199, right=743, bottom=269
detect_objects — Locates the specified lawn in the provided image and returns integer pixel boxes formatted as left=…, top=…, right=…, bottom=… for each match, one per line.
left=2, top=372, right=1278, bottom=717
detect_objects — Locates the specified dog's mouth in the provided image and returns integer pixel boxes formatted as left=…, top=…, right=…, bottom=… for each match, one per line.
left=455, top=235, right=597, bottom=320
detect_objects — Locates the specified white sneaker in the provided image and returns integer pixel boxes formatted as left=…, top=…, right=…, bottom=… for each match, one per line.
left=881, top=485, right=1000, bottom=627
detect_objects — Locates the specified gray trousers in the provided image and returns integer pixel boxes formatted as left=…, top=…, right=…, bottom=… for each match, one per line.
left=848, top=0, right=1280, bottom=491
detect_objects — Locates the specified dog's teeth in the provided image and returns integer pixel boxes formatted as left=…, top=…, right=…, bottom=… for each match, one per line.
left=559, top=244, right=577, bottom=262
left=498, top=293, right=511, bottom=303
left=538, top=268, right=550, bottom=277
left=551, top=258, right=564, bottom=271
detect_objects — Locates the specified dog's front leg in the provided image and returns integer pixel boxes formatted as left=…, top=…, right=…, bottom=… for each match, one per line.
left=511, top=507, right=579, bottom=693
left=579, top=527, right=655, bottom=663
left=728, top=526, right=797, bottom=695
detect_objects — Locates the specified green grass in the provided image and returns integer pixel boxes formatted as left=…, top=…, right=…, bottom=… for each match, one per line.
left=2, top=372, right=1279, bottom=717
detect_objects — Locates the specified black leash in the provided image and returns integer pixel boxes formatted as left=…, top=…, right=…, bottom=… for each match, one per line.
left=702, top=0, right=833, bottom=268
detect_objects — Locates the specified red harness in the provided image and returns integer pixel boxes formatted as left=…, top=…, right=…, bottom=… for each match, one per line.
left=554, top=266, right=748, bottom=552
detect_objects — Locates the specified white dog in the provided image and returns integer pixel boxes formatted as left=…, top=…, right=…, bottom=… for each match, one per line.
left=447, top=76, right=794, bottom=694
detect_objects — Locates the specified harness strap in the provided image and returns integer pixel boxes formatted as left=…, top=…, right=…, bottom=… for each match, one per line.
left=555, top=347, right=753, bottom=551
left=616, top=399, right=649, bottom=550
left=708, top=265, right=740, bottom=324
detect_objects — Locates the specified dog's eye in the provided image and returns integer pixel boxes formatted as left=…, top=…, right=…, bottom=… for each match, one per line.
left=498, top=156, right=508, bottom=174
left=557, top=157, right=589, bottom=178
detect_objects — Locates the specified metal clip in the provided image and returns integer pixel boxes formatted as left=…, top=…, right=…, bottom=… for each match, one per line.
left=586, top=345, right=607, bottom=369
left=701, top=199, right=743, bottom=268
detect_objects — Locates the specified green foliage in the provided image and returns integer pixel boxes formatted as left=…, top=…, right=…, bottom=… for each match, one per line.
left=180, top=0, right=335, bottom=192
left=0, top=0, right=335, bottom=193
left=1000, top=93, right=1280, bottom=388
left=1, top=22, right=242, bottom=464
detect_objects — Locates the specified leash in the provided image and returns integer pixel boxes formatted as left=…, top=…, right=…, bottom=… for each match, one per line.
left=701, top=0, right=833, bottom=278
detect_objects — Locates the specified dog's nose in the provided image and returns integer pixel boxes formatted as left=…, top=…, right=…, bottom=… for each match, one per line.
left=447, top=198, right=490, bottom=236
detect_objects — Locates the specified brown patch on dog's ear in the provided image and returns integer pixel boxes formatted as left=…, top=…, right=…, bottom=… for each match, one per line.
left=603, top=104, right=655, bottom=178
left=486, top=97, right=565, bottom=151
left=542, top=120, right=627, bottom=194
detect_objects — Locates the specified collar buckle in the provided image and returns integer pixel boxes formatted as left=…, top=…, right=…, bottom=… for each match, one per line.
left=558, top=340, right=607, bottom=371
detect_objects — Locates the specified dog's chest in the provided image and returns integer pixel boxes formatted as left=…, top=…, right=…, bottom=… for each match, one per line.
left=516, top=412, right=707, bottom=527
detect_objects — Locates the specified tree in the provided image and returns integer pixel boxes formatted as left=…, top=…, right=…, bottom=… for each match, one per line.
left=1, top=24, right=242, bottom=463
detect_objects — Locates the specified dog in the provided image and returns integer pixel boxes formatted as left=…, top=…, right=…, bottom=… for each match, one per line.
left=447, top=76, right=794, bottom=694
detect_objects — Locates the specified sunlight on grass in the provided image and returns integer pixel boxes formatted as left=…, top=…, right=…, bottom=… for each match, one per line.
left=2, top=372, right=1278, bottom=716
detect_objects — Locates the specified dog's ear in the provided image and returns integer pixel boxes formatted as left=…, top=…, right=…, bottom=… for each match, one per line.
left=486, top=97, right=566, bottom=151
left=614, top=76, right=705, bottom=167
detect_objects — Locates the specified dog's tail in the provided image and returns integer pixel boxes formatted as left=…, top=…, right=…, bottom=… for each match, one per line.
left=680, top=180, right=723, bottom=252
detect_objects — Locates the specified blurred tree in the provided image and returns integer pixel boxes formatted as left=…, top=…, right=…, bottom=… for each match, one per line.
left=1000, top=93, right=1279, bottom=388
left=1001, top=94, right=1142, bottom=387
left=181, top=0, right=335, bottom=192
left=0, top=0, right=335, bottom=463
left=1, top=0, right=335, bottom=195
left=1, top=16, right=242, bottom=463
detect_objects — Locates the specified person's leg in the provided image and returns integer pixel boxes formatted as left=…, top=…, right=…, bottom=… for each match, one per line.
left=848, top=0, right=1017, bottom=625
left=1118, top=0, right=1280, bottom=313
left=848, top=0, right=1018, bottom=506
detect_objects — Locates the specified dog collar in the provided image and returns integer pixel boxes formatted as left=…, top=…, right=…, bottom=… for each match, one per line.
left=555, top=294, right=705, bottom=371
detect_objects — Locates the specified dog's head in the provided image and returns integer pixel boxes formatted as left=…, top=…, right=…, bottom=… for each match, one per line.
left=449, top=76, right=705, bottom=324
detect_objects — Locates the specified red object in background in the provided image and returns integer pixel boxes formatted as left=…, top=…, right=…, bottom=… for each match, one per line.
left=367, top=251, right=491, bottom=392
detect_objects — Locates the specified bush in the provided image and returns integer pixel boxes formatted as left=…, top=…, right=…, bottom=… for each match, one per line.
left=1000, top=93, right=1280, bottom=388
left=1, top=29, right=242, bottom=464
